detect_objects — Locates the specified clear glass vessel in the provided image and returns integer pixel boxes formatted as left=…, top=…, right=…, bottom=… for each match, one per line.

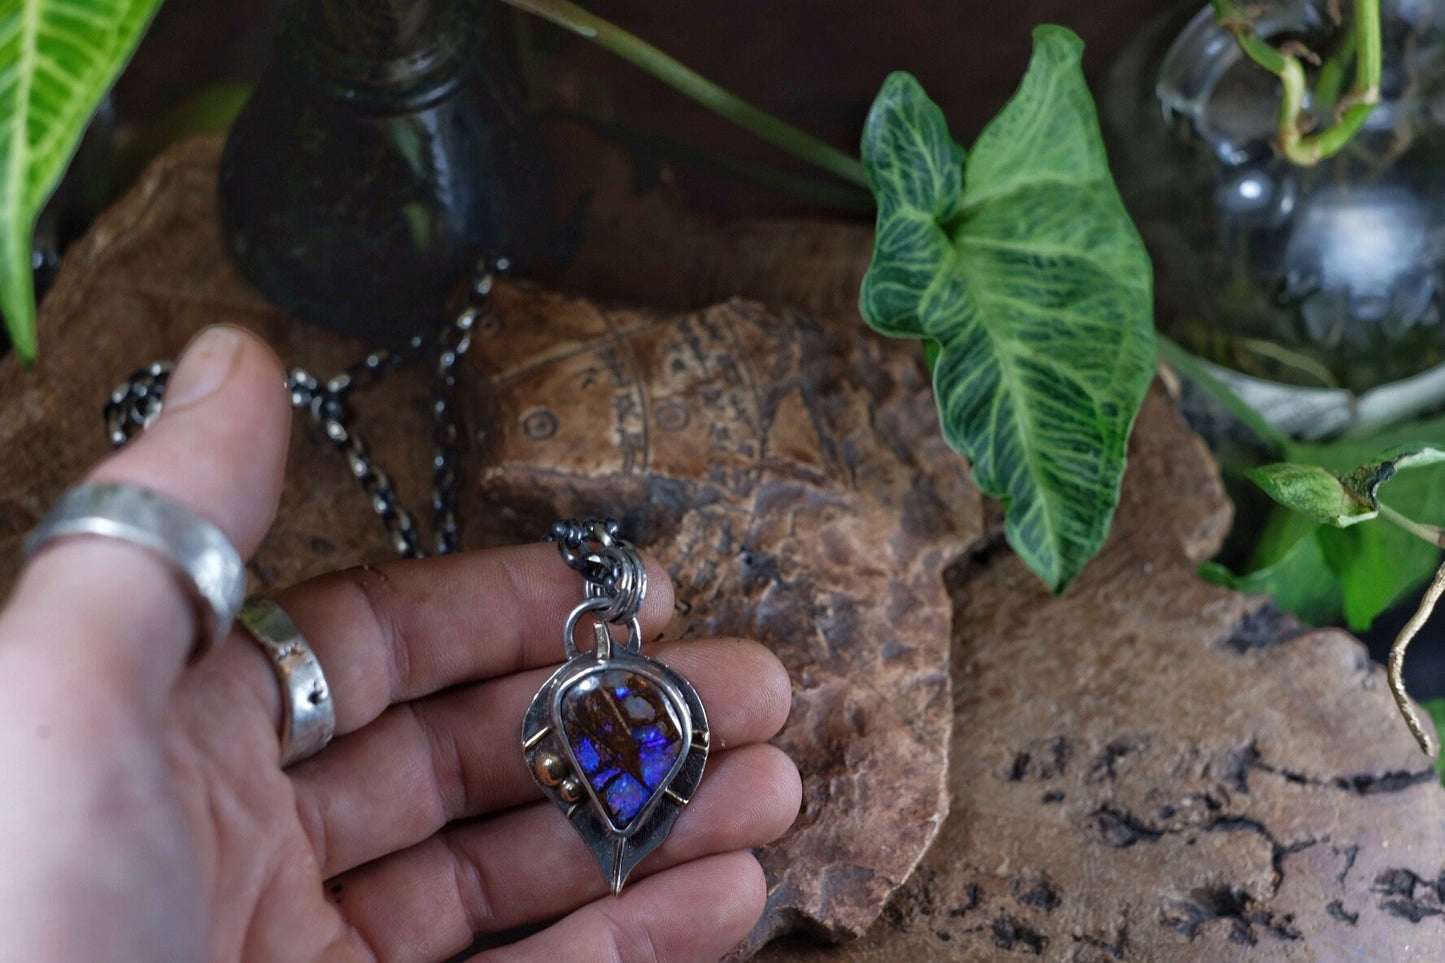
left=1102, top=0, right=1445, bottom=438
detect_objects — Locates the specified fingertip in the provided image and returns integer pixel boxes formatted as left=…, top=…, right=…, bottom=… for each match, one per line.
left=714, top=849, right=768, bottom=949
left=4, top=327, right=291, bottom=706
left=652, top=638, right=793, bottom=750
left=639, top=550, right=675, bottom=639
left=761, top=744, right=804, bottom=842
left=753, top=643, right=793, bottom=740
left=738, top=848, right=768, bottom=913
left=670, top=744, right=801, bottom=857
left=627, top=851, right=767, bottom=963
left=89, top=325, right=291, bottom=557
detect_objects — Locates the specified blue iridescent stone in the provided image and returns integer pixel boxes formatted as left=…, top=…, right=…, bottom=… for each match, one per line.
left=560, top=667, right=684, bottom=829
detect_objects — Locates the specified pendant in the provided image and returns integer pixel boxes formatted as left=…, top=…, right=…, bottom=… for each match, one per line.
left=522, top=598, right=709, bottom=893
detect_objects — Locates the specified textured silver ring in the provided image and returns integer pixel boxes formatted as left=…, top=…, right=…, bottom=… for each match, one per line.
left=237, top=596, right=336, bottom=767
left=25, top=482, right=246, bottom=660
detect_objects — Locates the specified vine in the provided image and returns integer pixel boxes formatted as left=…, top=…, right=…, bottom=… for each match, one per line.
left=1211, top=0, right=1381, bottom=164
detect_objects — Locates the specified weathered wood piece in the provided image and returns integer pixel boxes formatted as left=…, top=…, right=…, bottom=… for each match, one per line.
left=756, top=388, right=1445, bottom=962
left=0, top=137, right=979, bottom=952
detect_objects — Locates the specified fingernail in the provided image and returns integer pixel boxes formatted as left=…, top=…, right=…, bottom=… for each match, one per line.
left=164, top=327, right=243, bottom=411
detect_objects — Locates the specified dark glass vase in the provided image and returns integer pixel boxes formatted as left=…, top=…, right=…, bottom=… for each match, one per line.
left=218, top=0, right=546, bottom=345
left=1102, top=0, right=1445, bottom=440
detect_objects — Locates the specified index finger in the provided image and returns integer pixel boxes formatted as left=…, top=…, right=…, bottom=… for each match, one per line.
left=190, top=543, right=676, bottom=738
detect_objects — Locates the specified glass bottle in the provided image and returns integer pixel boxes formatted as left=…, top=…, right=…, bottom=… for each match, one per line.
left=1101, top=0, right=1445, bottom=440
left=218, top=0, right=547, bottom=345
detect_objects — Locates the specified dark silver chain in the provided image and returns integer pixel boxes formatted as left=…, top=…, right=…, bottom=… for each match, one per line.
left=547, top=518, right=648, bottom=625
left=103, top=263, right=502, bottom=559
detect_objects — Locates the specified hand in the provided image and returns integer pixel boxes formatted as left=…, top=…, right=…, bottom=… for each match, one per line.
left=0, top=327, right=800, bottom=962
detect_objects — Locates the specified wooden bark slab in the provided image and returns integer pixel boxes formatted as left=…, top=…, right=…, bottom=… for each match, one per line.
left=0, top=136, right=979, bottom=952
left=755, top=388, right=1445, bottom=961
left=6, top=135, right=1445, bottom=961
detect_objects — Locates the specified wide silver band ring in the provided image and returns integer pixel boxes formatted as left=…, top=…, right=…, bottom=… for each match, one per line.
left=237, top=596, right=336, bottom=767
left=25, top=482, right=246, bottom=660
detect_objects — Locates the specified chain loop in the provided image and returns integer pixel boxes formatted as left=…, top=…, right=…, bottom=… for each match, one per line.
left=103, top=261, right=502, bottom=560
left=548, top=517, right=648, bottom=625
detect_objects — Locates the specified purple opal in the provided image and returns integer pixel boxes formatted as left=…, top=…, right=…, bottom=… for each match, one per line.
left=560, top=667, right=684, bottom=829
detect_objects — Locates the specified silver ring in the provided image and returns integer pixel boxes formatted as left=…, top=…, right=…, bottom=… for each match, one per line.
left=237, top=596, right=336, bottom=767
left=25, top=482, right=246, bottom=660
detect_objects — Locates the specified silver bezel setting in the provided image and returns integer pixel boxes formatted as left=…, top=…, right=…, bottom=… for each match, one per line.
left=523, top=638, right=709, bottom=893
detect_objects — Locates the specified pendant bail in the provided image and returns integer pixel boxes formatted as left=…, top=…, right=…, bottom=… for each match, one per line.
left=562, top=595, right=642, bottom=659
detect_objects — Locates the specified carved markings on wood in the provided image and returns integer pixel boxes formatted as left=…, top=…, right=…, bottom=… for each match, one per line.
left=466, top=283, right=984, bottom=952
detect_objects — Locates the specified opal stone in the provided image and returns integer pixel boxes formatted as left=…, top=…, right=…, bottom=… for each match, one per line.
left=560, top=667, right=684, bottom=828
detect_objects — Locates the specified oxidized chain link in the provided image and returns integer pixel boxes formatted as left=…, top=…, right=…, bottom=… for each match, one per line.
left=103, top=262, right=503, bottom=559
left=547, top=518, right=648, bottom=625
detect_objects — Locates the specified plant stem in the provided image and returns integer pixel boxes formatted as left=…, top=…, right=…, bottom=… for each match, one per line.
left=1388, top=556, right=1445, bottom=756
left=1377, top=500, right=1445, bottom=756
left=1211, top=0, right=1289, bottom=73
left=1378, top=502, right=1445, bottom=548
left=1314, top=27, right=1355, bottom=114
left=1156, top=335, right=1293, bottom=456
left=495, top=0, right=869, bottom=188
left=1212, top=0, right=1382, bottom=165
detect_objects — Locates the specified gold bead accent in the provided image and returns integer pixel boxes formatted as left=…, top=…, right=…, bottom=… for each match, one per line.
left=559, top=774, right=584, bottom=803
left=534, top=751, right=567, bottom=787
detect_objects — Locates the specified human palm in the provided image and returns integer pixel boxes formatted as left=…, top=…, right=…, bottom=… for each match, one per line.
left=0, top=327, right=799, bottom=962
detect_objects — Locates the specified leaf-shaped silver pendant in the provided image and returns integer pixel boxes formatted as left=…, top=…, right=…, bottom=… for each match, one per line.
left=522, top=618, right=709, bottom=893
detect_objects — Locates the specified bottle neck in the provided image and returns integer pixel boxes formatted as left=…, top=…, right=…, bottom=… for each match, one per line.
left=286, top=0, right=472, bottom=101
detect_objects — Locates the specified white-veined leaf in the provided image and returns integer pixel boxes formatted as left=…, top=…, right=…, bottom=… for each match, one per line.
left=0, top=0, right=162, bottom=360
left=859, top=27, right=1155, bottom=591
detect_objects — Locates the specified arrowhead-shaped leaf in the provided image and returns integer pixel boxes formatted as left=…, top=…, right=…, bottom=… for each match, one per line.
left=860, top=26, right=1155, bottom=592
left=0, top=0, right=162, bottom=361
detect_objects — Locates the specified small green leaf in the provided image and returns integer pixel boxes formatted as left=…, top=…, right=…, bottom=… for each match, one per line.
left=1250, top=447, right=1445, bottom=530
left=860, top=27, right=1155, bottom=592
left=1202, top=527, right=1343, bottom=626
left=1246, top=463, right=1379, bottom=527
left=0, top=0, right=163, bottom=361
left=1236, top=430, right=1445, bottom=630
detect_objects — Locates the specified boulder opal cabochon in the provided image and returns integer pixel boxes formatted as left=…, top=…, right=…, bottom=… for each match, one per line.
left=560, top=667, right=687, bottom=830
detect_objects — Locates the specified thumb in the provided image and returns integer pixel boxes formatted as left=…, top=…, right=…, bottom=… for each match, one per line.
left=2, top=326, right=291, bottom=709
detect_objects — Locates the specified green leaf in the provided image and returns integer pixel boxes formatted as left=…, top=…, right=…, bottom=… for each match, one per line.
left=1246, top=462, right=1379, bottom=527
left=1233, top=429, right=1445, bottom=630
left=1201, top=528, right=1343, bottom=626
left=1424, top=699, right=1445, bottom=784
left=859, top=27, right=1155, bottom=592
left=0, top=0, right=162, bottom=361
left=1250, top=446, right=1445, bottom=530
